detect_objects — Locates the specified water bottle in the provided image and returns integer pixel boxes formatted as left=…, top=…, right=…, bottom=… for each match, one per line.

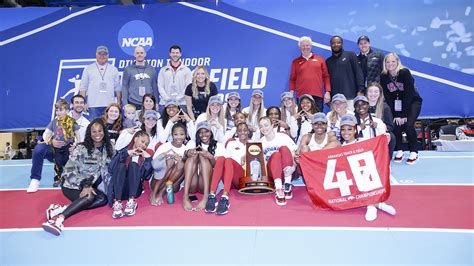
left=165, top=180, right=174, bottom=204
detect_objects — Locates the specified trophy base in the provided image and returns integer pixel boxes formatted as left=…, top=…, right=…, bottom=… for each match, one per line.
left=238, top=180, right=275, bottom=195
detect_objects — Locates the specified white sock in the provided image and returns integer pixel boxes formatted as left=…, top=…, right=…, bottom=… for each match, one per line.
left=284, top=176, right=292, bottom=184
left=365, top=205, right=378, bottom=222
left=377, top=202, right=396, bottom=215
left=274, top=178, right=282, bottom=190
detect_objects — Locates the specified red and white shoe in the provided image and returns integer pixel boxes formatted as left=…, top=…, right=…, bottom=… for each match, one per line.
left=46, top=204, right=67, bottom=220
left=124, top=198, right=138, bottom=216
left=275, top=188, right=287, bottom=206
left=406, top=152, right=418, bottom=165
left=393, top=150, right=403, bottom=163
left=42, top=217, right=64, bottom=236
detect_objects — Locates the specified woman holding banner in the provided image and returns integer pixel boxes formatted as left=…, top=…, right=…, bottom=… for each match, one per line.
left=295, top=113, right=340, bottom=162
left=258, top=116, right=297, bottom=206
left=339, top=114, right=396, bottom=221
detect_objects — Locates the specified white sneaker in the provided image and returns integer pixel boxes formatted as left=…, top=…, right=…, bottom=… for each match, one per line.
left=393, top=150, right=403, bottom=163
left=26, top=179, right=40, bottom=193
left=377, top=202, right=396, bottom=215
left=406, top=152, right=418, bottom=165
left=46, top=204, right=68, bottom=220
left=365, top=205, right=378, bottom=222
left=42, top=217, right=64, bottom=236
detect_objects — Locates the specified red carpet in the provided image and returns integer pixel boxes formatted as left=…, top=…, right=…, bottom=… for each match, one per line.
left=1, top=186, right=472, bottom=230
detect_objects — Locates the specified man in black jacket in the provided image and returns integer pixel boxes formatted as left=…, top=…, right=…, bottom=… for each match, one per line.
left=326, top=36, right=365, bottom=110
left=357, top=35, right=385, bottom=86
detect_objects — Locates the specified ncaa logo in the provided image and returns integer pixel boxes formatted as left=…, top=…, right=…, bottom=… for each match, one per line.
left=118, top=20, right=154, bottom=56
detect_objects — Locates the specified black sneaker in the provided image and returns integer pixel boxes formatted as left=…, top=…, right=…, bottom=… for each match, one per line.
left=216, top=196, right=230, bottom=215
left=52, top=176, right=62, bottom=187
left=204, top=194, right=217, bottom=213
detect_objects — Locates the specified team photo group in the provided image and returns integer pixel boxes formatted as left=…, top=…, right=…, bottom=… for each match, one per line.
left=27, top=34, right=422, bottom=236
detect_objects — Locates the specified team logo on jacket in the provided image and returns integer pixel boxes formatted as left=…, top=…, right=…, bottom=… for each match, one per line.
left=118, top=20, right=154, bottom=56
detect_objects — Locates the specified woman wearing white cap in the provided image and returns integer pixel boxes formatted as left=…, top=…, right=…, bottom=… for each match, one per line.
left=296, top=113, right=340, bottom=160
left=223, top=91, right=242, bottom=131
left=158, top=99, right=194, bottom=143
left=242, top=89, right=266, bottom=133
left=289, top=94, right=319, bottom=145
left=327, top=93, right=354, bottom=141
left=182, top=121, right=225, bottom=211
left=280, top=91, right=297, bottom=126
left=195, top=95, right=226, bottom=143
left=339, top=114, right=396, bottom=222
left=353, top=96, right=388, bottom=141
left=185, top=66, right=218, bottom=121
left=115, top=110, right=162, bottom=156
left=258, top=116, right=297, bottom=206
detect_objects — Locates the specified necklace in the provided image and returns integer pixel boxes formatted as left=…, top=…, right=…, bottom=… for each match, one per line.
left=390, top=73, right=398, bottom=82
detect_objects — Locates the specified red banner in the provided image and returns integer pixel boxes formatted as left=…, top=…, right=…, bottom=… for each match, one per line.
left=300, top=135, right=390, bottom=210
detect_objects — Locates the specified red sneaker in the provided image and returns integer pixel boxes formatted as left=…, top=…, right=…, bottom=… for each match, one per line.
left=275, top=188, right=287, bottom=206
left=42, top=217, right=64, bottom=236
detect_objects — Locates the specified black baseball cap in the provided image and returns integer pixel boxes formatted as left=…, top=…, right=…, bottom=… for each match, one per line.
left=357, top=35, right=370, bottom=44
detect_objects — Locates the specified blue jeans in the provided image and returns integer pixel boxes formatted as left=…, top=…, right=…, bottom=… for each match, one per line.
left=88, top=107, right=106, bottom=121
left=30, top=143, right=54, bottom=181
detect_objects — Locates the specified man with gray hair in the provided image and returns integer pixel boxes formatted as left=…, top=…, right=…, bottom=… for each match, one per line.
left=122, top=46, right=158, bottom=110
left=80, top=45, right=121, bottom=120
left=289, top=36, right=331, bottom=112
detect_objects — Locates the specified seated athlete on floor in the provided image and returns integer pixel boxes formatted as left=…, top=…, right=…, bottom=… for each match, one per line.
left=42, top=118, right=114, bottom=236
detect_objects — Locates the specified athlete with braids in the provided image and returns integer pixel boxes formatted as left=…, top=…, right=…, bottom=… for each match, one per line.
left=289, top=94, right=319, bottom=145
left=42, top=118, right=114, bottom=236
left=108, top=130, right=153, bottom=219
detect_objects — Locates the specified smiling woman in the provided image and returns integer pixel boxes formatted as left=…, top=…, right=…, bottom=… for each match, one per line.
left=380, top=53, right=423, bottom=165
left=182, top=121, right=226, bottom=212
left=41, top=118, right=114, bottom=236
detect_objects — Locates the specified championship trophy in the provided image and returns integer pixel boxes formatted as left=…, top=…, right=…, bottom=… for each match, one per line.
left=238, top=142, right=275, bottom=194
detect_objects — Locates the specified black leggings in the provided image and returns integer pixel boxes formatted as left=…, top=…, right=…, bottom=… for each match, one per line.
left=388, top=132, right=396, bottom=160
left=61, top=186, right=107, bottom=219
left=394, top=101, right=422, bottom=153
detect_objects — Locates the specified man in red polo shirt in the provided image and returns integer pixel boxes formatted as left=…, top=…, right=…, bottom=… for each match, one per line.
left=289, top=36, right=331, bottom=112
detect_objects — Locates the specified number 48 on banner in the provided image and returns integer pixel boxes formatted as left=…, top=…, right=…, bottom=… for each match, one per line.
left=323, top=151, right=383, bottom=197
